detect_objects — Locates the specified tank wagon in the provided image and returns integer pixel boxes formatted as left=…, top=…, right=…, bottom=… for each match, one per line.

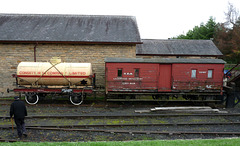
left=10, top=58, right=95, bottom=105
left=105, top=58, right=226, bottom=102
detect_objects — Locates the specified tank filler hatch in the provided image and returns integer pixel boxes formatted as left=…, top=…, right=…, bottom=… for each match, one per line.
left=50, top=57, right=61, bottom=64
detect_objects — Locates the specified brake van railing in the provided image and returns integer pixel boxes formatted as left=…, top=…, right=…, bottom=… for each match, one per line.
left=225, top=63, right=240, bottom=83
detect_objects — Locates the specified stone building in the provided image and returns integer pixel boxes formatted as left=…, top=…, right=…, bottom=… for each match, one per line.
left=136, top=39, right=223, bottom=59
left=0, top=14, right=142, bottom=97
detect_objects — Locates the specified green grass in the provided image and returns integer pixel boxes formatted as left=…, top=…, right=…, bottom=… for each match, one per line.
left=1, top=138, right=240, bottom=146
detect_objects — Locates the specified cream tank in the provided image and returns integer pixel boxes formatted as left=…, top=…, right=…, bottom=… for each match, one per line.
left=17, top=62, right=93, bottom=86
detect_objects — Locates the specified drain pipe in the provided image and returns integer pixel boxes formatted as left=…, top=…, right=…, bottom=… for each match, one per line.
left=34, top=42, right=38, bottom=62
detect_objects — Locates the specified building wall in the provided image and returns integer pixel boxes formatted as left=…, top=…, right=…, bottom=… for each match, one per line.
left=0, top=43, right=136, bottom=97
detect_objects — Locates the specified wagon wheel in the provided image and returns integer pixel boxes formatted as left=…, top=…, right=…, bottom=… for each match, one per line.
left=152, top=95, right=169, bottom=106
left=25, top=93, right=39, bottom=105
left=69, top=94, right=84, bottom=105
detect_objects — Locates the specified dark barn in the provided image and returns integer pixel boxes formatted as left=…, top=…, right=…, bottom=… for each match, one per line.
left=136, top=39, right=223, bottom=59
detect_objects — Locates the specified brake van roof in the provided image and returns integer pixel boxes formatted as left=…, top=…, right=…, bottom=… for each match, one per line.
left=105, top=58, right=226, bottom=64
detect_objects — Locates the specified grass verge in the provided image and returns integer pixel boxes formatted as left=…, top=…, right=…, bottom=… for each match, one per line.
left=0, top=138, right=240, bottom=146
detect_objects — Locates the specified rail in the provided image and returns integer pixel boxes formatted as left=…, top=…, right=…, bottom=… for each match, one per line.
left=2, top=123, right=240, bottom=135
left=1, top=113, right=240, bottom=119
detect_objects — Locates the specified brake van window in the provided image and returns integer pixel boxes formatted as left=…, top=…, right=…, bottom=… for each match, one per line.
left=118, top=69, right=122, bottom=77
left=191, top=69, right=197, bottom=78
left=134, top=69, right=139, bottom=77
left=208, top=69, right=213, bottom=78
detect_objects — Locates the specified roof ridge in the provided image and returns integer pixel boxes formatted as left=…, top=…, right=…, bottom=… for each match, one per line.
left=0, top=13, right=141, bottom=43
left=0, top=13, right=136, bottom=19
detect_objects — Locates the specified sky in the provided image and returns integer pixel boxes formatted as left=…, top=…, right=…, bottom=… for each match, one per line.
left=0, top=0, right=239, bottom=39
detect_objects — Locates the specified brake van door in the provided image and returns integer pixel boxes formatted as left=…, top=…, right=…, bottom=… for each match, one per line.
left=158, top=64, right=172, bottom=91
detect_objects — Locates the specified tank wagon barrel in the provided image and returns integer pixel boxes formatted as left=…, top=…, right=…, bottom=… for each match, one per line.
left=17, top=62, right=93, bottom=86
left=10, top=59, right=95, bottom=105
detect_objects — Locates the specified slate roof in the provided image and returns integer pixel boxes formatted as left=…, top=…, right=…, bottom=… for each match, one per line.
left=105, top=57, right=226, bottom=64
left=0, top=13, right=141, bottom=44
left=136, top=39, right=223, bottom=57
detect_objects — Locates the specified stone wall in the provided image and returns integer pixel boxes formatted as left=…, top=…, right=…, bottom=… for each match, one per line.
left=0, top=43, right=136, bottom=97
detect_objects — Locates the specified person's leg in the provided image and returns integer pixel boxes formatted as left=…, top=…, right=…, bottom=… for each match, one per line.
left=21, top=119, right=27, bottom=137
left=14, top=118, right=23, bottom=138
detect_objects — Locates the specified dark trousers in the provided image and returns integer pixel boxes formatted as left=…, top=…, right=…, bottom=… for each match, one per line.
left=14, top=118, right=26, bottom=137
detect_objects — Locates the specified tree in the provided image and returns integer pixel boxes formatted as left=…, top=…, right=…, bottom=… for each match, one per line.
left=173, top=17, right=217, bottom=40
left=173, top=3, right=240, bottom=63
left=214, top=3, right=240, bottom=63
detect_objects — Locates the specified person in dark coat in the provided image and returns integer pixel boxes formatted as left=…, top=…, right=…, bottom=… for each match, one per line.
left=10, top=96, right=28, bottom=138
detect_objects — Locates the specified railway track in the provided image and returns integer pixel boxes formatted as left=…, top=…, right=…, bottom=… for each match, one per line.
left=1, top=122, right=240, bottom=142
left=2, top=127, right=240, bottom=136
left=0, top=98, right=227, bottom=108
left=1, top=122, right=240, bottom=129
left=1, top=129, right=239, bottom=143
left=1, top=114, right=240, bottom=141
left=1, top=101, right=239, bottom=142
left=1, top=113, right=240, bottom=119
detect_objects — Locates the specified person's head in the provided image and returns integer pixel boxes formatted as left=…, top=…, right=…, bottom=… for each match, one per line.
left=14, top=96, right=20, bottom=100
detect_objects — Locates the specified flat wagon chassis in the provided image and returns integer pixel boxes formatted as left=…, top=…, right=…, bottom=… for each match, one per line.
left=12, top=87, right=94, bottom=105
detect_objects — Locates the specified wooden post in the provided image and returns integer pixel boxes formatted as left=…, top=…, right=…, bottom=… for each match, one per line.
left=226, top=82, right=236, bottom=108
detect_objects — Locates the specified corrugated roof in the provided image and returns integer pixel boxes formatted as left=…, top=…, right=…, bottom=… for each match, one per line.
left=105, top=57, right=226, bottom=64
left=0, top=13, right=141, bottom=44
left=136, top=39, right=223, bottom=56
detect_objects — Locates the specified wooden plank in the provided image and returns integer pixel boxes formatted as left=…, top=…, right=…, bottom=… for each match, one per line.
left=134, top=110, right=151, bottom=113
left=172, top=109, right=220, bottom=112
left=150, top=106, right=227, bottom=113
left=135, top=108, right=222, bottom=113
left=152, top=106, right=212, bottom=111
